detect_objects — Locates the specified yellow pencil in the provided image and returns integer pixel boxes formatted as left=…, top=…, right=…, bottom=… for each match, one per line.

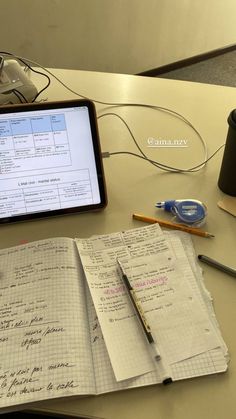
left=132, top=213, right=214, bottom=238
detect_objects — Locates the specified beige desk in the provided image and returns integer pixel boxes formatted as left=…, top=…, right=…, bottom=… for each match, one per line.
left=1, top=69, right=236, bottom=419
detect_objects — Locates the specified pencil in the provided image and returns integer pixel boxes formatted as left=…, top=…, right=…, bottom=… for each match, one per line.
left=132, top=213, right=214, bottom=238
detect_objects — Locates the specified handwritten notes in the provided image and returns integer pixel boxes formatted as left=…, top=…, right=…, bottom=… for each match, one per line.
left=76, top=225, right=165, bottom=381
left=118, top=253, right=221, bottom=364
left=76, top=224, right=226, bottom=383
left=0, top=238, right=94, bottom=409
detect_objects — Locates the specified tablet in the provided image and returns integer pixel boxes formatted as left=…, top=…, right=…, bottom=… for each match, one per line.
left=0, top=99, right=107, bottom=223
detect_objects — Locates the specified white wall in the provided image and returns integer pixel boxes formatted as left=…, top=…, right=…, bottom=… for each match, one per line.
left=1, top=0, right=236, bottom=74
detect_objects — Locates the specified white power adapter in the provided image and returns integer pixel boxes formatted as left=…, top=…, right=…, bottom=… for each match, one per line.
left=0, top=58, right=38, bottom=105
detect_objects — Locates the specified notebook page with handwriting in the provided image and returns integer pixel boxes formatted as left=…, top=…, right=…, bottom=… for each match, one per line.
left=0, top=238, right=95, bottom=411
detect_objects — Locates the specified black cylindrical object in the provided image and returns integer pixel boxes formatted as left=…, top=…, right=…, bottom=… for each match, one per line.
left=218, top=109, right=236, bottom=196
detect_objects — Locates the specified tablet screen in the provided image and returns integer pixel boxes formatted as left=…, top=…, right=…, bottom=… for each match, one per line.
left=0, top=99, right=107, bottom=223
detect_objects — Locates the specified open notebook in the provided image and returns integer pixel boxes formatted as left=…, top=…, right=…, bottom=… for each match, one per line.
left=0, top=224, right=228, bottom=412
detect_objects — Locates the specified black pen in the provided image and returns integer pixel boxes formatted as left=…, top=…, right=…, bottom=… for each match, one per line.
left=117, top=259, right=160, bottom=359
left=117, top=259, right=172, bottom=385
left=198, top=254, right=236, bottom=278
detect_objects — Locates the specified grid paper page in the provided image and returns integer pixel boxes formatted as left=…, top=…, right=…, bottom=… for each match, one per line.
left=164, top=231, right=229, bottom=359
left=161, top=232, right=228, bottom=378
left=0, top=238, right=95, bottom=410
